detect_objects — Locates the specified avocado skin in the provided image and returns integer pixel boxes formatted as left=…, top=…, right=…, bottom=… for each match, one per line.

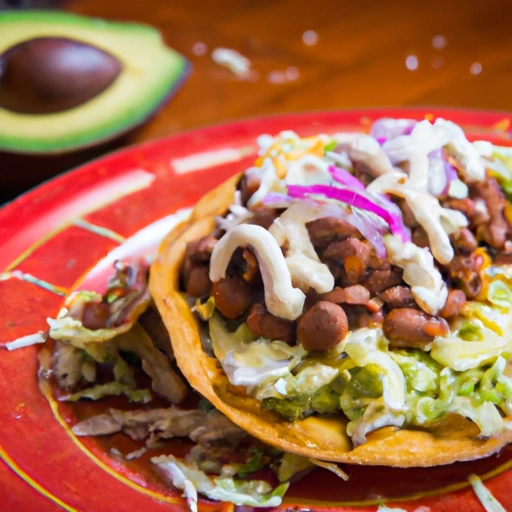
left=0, top=11, right=190, bottom=154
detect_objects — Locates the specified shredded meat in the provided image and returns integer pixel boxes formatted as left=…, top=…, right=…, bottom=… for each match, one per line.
left=139, top=306, right=174, bottom=363
left=383, top=308, right=449, bottom=348
left=72, top=407, right=246, bottom=449
left=54, top=342, right=84, bottom=390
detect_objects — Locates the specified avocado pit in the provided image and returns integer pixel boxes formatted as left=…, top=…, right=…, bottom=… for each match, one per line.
left=0, top=37, right=122, bottom=114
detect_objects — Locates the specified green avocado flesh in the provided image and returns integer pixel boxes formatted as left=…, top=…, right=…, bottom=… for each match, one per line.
left=0, top=11, right=189, bottom=153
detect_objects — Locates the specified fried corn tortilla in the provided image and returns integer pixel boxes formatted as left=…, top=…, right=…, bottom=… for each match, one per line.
left=150, top=174, right=512, bottom=467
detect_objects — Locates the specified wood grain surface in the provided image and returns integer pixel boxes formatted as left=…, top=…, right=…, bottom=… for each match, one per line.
left=3, top=0, right=512, bottom=199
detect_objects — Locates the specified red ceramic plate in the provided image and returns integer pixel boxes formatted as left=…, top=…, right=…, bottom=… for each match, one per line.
left=1, top=108, right=512, bottom=512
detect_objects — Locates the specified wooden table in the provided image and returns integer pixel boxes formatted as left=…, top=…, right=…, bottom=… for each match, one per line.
left=4, top=0, right=512, bottom=199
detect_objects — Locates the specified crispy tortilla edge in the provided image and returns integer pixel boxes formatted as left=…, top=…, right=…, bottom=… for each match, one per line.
left=150, top=173, right=512, bottom=467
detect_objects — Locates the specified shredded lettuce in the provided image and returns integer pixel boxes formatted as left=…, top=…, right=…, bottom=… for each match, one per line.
left=431, top=302, right=512, bottom=371
left=152, top=455, right=288, bottom=510
left=390, top=349, right=441, bottom=393
left=47, top=316, right=132, bottom=348
left=277, top=452, right=314, bottom=482
left=486, top=146, right=512, bottom=200
left=344, top=328, right=406, bottom=410
left=488, top=280, right=512, bottom=309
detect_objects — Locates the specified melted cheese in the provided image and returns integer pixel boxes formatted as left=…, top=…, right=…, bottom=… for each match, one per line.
left=384, top=235, right=448, bottom=314
left=209, top=224, right=306, bottom=320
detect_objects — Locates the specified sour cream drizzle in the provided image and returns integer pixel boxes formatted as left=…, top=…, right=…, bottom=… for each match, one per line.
left=209, top=224, right=306, bottom=320
left=268, top=203, right=335, bottom=294
left=384, top=235, right=448, bottom=315
left=367, top=172, right=468, bottom=264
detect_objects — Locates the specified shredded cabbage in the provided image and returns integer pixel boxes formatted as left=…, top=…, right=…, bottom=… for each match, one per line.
left=468, top=474, right=507, bottom=512
left=152, top=455, right=288, bottom=510
left=209, top=314, right=305, bottom=390
left=344, top=328, right=406, bottom=410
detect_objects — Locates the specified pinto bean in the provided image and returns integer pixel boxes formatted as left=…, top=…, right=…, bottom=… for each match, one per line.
left=323, top=237, right=371, bottom=263
left=248, top=208, right=279, bottom=230
left=186, top=265, right=212, bottom=298
left=445, top=198, right=476, bottom=218
left=472, top=177, right=509, bottom=249
left=212, top=276, right=253, bottom=318
left=449, top=253, right=482, bottom=299
left=411, top=226, right=429, bottom=249
left=297, top=301, right=348, bottom=351
left=383, top=308, right=449, bottom=348
left=321, top=286, right=347, bottom=304
left=246, top=304, right=296, bottom=342
left=495, top=252, right=512, bottom=265
left=439, top=289, right=466, bottom=319
left=307, top=217, right=361, bottom=249
left=321, top=285, right=369, bottom=305
left=324, top=237, right=371, bottom=283
left=342, top=285, right=370, bottom=305
left=379, top=286, right=416, bottom=309
left=344, top=304, right=383, bottom=330
left=451, top=228, right=477, bottom=255
left=364, top=268, right=403, bottom=295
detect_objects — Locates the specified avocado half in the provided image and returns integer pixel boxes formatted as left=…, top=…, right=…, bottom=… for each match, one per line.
left=0, top=11, right=189, bottom=154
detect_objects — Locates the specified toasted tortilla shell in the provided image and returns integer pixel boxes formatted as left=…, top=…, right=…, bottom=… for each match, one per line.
left=150, top=173, right=512, bottom=467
